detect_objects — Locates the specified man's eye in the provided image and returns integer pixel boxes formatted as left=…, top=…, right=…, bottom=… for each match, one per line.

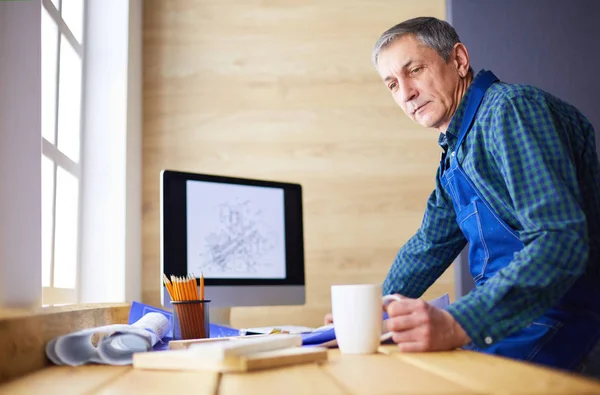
left=411, top=67, right=422, bottom=75
left=388, top=82, right=398, bottom=91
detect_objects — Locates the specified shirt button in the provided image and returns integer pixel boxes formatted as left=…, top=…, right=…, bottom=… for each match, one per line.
left=484, top=336, right=493, bottom=345
left=451, top=151, right=455, bottom=157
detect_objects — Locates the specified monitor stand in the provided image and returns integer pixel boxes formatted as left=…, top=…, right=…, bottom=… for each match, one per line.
left=210, top=307, right=231, bottom=327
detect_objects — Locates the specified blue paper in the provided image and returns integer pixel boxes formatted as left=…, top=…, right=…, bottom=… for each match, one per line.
left=301, top=328, right=336, bottom=346
left=128, top=301, right=240, bottom=349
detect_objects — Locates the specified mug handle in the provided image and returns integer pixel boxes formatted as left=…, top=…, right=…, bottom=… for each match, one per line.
left=380, top=294, right=402, bottom=342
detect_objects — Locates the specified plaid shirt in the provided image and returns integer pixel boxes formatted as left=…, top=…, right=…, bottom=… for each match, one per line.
left=383, top=70, right=600, bottom=348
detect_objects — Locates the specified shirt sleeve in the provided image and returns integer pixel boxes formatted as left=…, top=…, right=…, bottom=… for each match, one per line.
left=446, top=92, right=589, bottom=348
left=383, top=167, right=467, bottom=297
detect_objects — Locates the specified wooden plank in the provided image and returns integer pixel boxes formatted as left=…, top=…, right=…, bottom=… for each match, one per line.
left=242, top=347, right=327, bottom=371
left=91, top=369, right=219, bottom=395
left=170, top=336, right=236, bottom=350
left=320, top=349, right=479, bottom=395
left=0, top=366, right=129, bottom=395
left=220, top=363, right=348, bottom=395
left=390, top=348, right=600, bottom=395
left=187, top=334, right=303, bottom=359
left=168, top=334, right=270, bottom=350
left=0, top=304, right=129, bottom=384
left=133, top=345, right=327, bottom=373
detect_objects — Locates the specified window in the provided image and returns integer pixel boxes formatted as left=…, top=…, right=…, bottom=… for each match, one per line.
left=41, top=0, right=85, bottom=305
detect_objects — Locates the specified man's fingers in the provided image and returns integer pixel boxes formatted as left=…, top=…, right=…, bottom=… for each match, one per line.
left=324, top=313, right=333, bottom=325
left=386, top=298, right=429, bottom=317
left=396, top=341, right=426, bottom=353
left=384, top=314, right=423, bottom=332
left=391, top=327, right=422, bottom=344
left=384, top=300, right=413, bottom=316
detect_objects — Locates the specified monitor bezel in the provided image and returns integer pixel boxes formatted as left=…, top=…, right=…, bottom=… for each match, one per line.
left=160, top=169, right=305, bottom=287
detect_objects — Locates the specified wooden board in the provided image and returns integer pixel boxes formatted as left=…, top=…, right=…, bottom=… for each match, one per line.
left=220, top=363, right=348, bottom=395
left=320, top=349, right=478, bottom=395
left=0, top=366, right=129, bottom=395
left=168, top=336, right=235, bottom=350
left=185, top=334, right=302, bottom=359
left=2, top=349, right=600, bottom=394
left=133, top=346, right=327, bottom=373
left=168, top=334, right=269, bottom=350
left=393, top=349, right=600, bottom=395
left=0, top=304, right=129, bottom=384
left=92, top=369, right=220, bottom=395
left=241, top=347, right=328, bottom=371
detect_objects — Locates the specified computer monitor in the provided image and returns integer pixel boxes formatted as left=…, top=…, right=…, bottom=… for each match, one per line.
left=160, top=170, right=306, bottom=324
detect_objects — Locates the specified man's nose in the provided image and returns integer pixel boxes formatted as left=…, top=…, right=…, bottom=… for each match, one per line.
left=398, top=79, right=416, bottom=103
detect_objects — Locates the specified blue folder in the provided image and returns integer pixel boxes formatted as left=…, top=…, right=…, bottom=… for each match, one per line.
left=127, top=301, right=240, bottom=350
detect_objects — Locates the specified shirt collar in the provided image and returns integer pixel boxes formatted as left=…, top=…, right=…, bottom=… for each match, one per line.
left=437, top=132, right=448, bottom=152
left=438, top=69, right=487, bottom=151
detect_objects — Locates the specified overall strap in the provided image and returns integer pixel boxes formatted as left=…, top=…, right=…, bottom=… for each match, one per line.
left=454, top=70, right=499, bottom=150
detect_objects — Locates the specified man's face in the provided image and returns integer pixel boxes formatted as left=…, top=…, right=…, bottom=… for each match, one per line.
left=376, top=34, right=462, bottom=132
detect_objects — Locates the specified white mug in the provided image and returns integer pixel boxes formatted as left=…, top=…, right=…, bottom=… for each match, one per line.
left=331, top=284, right=401, bottom=354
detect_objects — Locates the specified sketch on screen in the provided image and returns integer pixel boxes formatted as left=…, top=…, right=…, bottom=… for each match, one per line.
left=186, top=181, right=286, bottom=279
left=200, top=199, right=276, bottom=273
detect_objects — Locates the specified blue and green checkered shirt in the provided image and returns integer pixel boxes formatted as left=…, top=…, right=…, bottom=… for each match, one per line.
left=383, top=70, right=600, bottom=348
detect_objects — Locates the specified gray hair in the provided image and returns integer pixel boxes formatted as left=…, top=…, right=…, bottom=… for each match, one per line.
left=372, top=17, right=469, bottom=69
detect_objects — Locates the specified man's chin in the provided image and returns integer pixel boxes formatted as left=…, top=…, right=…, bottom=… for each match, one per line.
left=416, top=114, right=442, bottom=129
left=417, top=119, right=438, bottom=129
left=406, top=112, right=440, bottom=129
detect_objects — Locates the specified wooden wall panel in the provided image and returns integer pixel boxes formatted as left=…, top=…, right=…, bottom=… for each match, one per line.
left=142, top=0, right=451, bottom=328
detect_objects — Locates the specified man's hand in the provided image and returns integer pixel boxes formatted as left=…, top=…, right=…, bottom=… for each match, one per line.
left=324, top=313, right=334, bottom=325
left=384, top=295, right=471, bottom=352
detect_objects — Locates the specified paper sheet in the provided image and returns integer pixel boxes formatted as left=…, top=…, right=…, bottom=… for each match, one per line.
left=239, top=325, right=316, bottom=335
left=45, top=312, right=170, bottom=366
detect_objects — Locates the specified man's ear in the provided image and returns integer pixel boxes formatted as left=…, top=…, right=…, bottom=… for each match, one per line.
left=452, top=43, right=470, bottom=78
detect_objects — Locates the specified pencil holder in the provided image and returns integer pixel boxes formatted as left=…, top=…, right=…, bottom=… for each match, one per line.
left=171, top=300, right=211, bottom=340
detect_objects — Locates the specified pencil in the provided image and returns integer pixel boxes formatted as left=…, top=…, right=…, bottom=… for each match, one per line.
left=163, top=274, right=174, bottom=300
left=186, top=275, right=194, bottom=301
left=172, top=275, right=181, bottom=301
left=192, top=273, right=200, bottom=300
left=181, top=274, right=192, bottom=335
left=198, top=273, right=205, bottom=337
left=182, top=275, right=187, bottom=300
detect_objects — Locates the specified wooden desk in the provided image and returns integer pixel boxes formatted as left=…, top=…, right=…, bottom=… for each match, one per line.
left=1, top=346, right=599, bottom=395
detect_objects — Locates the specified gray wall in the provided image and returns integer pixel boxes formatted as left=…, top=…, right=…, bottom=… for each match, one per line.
left=448, top=0, right=600, bottom=297
left=0, top=0, right=42, bottom=307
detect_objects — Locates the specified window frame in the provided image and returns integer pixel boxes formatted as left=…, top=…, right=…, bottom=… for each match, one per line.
left=41, top=0, right=86, bottom=306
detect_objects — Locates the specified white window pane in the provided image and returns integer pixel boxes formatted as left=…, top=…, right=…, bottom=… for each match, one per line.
left=42, top=155, right=55, bottom=287
left=57, top=34, right=81, bottom=163
left=50, top=0, right=60, bottom=11
left=53, top=166, right=79, bottom=288
left=42, top=6, right=58, bottom=145
left=61, top=0, right=84, bottom=44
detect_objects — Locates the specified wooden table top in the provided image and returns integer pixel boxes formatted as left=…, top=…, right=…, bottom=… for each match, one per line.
left=1, top=345, right=599, bottom=395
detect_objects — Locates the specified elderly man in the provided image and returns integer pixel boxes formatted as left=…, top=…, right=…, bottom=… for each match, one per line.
left=329, top=16, right=600, bottom=374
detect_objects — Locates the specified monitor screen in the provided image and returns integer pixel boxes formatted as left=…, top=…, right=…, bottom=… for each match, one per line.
left=186, top=180, right=287, bottom=280
left=160, top=170, right=305, bottom=309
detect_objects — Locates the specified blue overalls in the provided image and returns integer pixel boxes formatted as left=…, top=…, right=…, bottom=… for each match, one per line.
left=440, top=70, right=600, bottom=371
